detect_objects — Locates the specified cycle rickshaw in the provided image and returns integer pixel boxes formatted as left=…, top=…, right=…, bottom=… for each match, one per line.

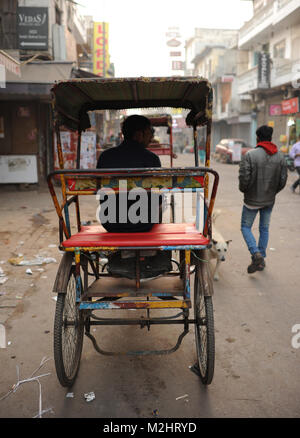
left=48, top=76, right=219, bottom=387
left=147, top=113, right=175, bottom=167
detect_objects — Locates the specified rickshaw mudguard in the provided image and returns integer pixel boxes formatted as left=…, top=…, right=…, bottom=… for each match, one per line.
left=52, top=252, right=74, bottom=294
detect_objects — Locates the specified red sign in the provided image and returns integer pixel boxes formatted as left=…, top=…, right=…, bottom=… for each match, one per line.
left=281, top=97, right=299, bottom=114
left=269, top=104, right=282, bottom=116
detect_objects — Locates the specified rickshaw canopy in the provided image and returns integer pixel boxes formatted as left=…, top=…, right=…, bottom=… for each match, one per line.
left=51, top=76, right=213, bottom=132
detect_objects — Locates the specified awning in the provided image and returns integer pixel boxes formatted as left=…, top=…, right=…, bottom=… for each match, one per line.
left=0, top=61, right=75, bottom=98
left=5, top=61, right=74, bottom=83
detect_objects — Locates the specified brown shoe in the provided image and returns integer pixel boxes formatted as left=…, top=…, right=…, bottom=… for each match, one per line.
left=247, top=252, right=264, bottom=274
left=257, top=258, right=265, bottom=271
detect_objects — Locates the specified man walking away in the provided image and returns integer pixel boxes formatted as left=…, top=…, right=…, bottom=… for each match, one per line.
left=239, top=125, right=287, bottom=274
left=289, top=134, right=300, bottom=193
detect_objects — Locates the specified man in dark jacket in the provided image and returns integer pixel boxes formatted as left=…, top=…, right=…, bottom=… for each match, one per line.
left=239, top=125, right=287, bottom=273
left=97, top=114, right=161, bottom=232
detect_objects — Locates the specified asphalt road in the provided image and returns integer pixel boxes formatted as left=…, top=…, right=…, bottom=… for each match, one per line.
left=0, top=153, right=300, bottom=420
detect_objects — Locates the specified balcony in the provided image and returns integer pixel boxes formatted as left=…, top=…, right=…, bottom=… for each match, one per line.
left=271, top=57, right=300, bottom=88
left=238, top=0, right=300, bottom=49
left=237, top=66, right=258, bottom=94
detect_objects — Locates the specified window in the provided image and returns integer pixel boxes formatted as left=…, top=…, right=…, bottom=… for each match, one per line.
left=252, top=52, right=260, bottom=67
left=273, top=40, right=286, bottom=59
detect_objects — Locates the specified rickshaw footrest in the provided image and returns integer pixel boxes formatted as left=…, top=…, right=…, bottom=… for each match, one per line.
left=85, top=328, right=189, bottom=356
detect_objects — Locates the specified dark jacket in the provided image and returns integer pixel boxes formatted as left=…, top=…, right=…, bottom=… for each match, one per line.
left=97, top=139, right=161, bottom=232
left=97, top=139, right=161, bottom=169
left=239, top=141, right=287, bottom=207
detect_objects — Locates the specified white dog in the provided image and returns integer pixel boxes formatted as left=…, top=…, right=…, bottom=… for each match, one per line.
left=209, top=210, right=232, bottom=281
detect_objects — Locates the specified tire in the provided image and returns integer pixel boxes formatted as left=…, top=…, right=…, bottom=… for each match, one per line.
left=53, top=266, right=84, bottom=387
left=194, top=260, right=215, bottom=385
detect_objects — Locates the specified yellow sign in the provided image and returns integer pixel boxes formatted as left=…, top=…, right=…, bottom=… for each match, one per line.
left=93, top=22, right=110, bottom=77
left=268, top=121, right=274, bottom=127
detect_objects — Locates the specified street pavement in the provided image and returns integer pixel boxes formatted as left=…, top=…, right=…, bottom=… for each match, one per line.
left=0, top=153, right=300, bottom=419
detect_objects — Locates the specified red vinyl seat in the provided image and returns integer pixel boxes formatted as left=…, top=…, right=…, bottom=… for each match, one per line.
left=61, top=223, right=210, bottom=248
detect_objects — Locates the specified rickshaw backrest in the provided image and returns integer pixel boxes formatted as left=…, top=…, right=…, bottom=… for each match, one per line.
left=63, top=169, right=205, bottom=195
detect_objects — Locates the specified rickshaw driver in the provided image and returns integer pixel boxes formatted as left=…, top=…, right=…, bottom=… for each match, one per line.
left=97, top=114, right=162, bottom=233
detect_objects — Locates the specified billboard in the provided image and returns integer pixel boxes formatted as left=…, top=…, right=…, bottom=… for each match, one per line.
left=17, top=7, right=48, bottom=50
left=93, top=22, right=110, bottom=77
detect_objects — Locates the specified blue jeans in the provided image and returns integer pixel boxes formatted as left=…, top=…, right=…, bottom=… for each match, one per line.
left=241, top=204, right=274, bottom=258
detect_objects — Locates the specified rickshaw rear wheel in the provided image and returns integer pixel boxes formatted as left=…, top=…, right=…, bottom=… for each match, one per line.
left=54, top=266, right=84, bottom=387
left=194, top=251, right=215, bottom=385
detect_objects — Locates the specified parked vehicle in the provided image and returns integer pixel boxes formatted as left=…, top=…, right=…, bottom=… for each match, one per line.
left=215, top=138, right=253, bottom=163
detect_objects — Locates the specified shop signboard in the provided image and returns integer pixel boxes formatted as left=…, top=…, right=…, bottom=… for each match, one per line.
left=281, top=97, right=299, bottom=114
left=17, top=7, right=48, bottom=50
left=172, top=61, right=184, bottom=71
left=167, top=39, right=181, bottom=47
left=269, top=104, right=282, bottom=116
left=257, top=52, right=270, bottom=89
left=93, top=22, right=110, bottom=77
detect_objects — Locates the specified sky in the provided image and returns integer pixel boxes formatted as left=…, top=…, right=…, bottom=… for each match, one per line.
left=77, top=0, right=253, bottom=77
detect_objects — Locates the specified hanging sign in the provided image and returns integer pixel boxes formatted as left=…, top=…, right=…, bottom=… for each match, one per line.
left=93, top=22, right=110, bottom=77
left=17, top=7, right=48, bottom=50
left=257, top=52, right=270, bottom=89
left=281, top=97, right=299, bottom=114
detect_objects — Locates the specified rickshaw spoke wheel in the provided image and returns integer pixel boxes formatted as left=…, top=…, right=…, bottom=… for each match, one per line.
left=194, top=255, right=215, bottom=385
left=54, top=267, right=84, bottom=387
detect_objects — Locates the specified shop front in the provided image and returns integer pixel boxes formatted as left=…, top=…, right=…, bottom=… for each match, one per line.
left=0, top=61, right=74, bottom=185
left=281, top=97, right=300, bottom=150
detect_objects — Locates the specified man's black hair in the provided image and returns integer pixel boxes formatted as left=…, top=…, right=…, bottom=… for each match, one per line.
left=121, top=115, right=151, bottom=140
left=256, top=125, right=273, bottom=142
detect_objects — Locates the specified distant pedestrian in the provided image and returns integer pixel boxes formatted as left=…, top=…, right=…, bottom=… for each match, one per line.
left=289, top=134, right=300, bottom=193
left=239, top=125, right=287, bottom=274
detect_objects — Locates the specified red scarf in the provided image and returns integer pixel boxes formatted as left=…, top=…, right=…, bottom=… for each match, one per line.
left=256, top=141, right=278, bottom=155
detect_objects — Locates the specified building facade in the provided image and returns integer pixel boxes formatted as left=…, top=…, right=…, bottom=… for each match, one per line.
left=187, top=29, right=252, bottom=149
left=237, top=0, right=300, bottom=150
left=0, top=0, right=93, bottom=184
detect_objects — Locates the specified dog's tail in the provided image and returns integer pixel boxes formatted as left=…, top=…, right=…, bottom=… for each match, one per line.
left=212, top=208, right=221, bottom=223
